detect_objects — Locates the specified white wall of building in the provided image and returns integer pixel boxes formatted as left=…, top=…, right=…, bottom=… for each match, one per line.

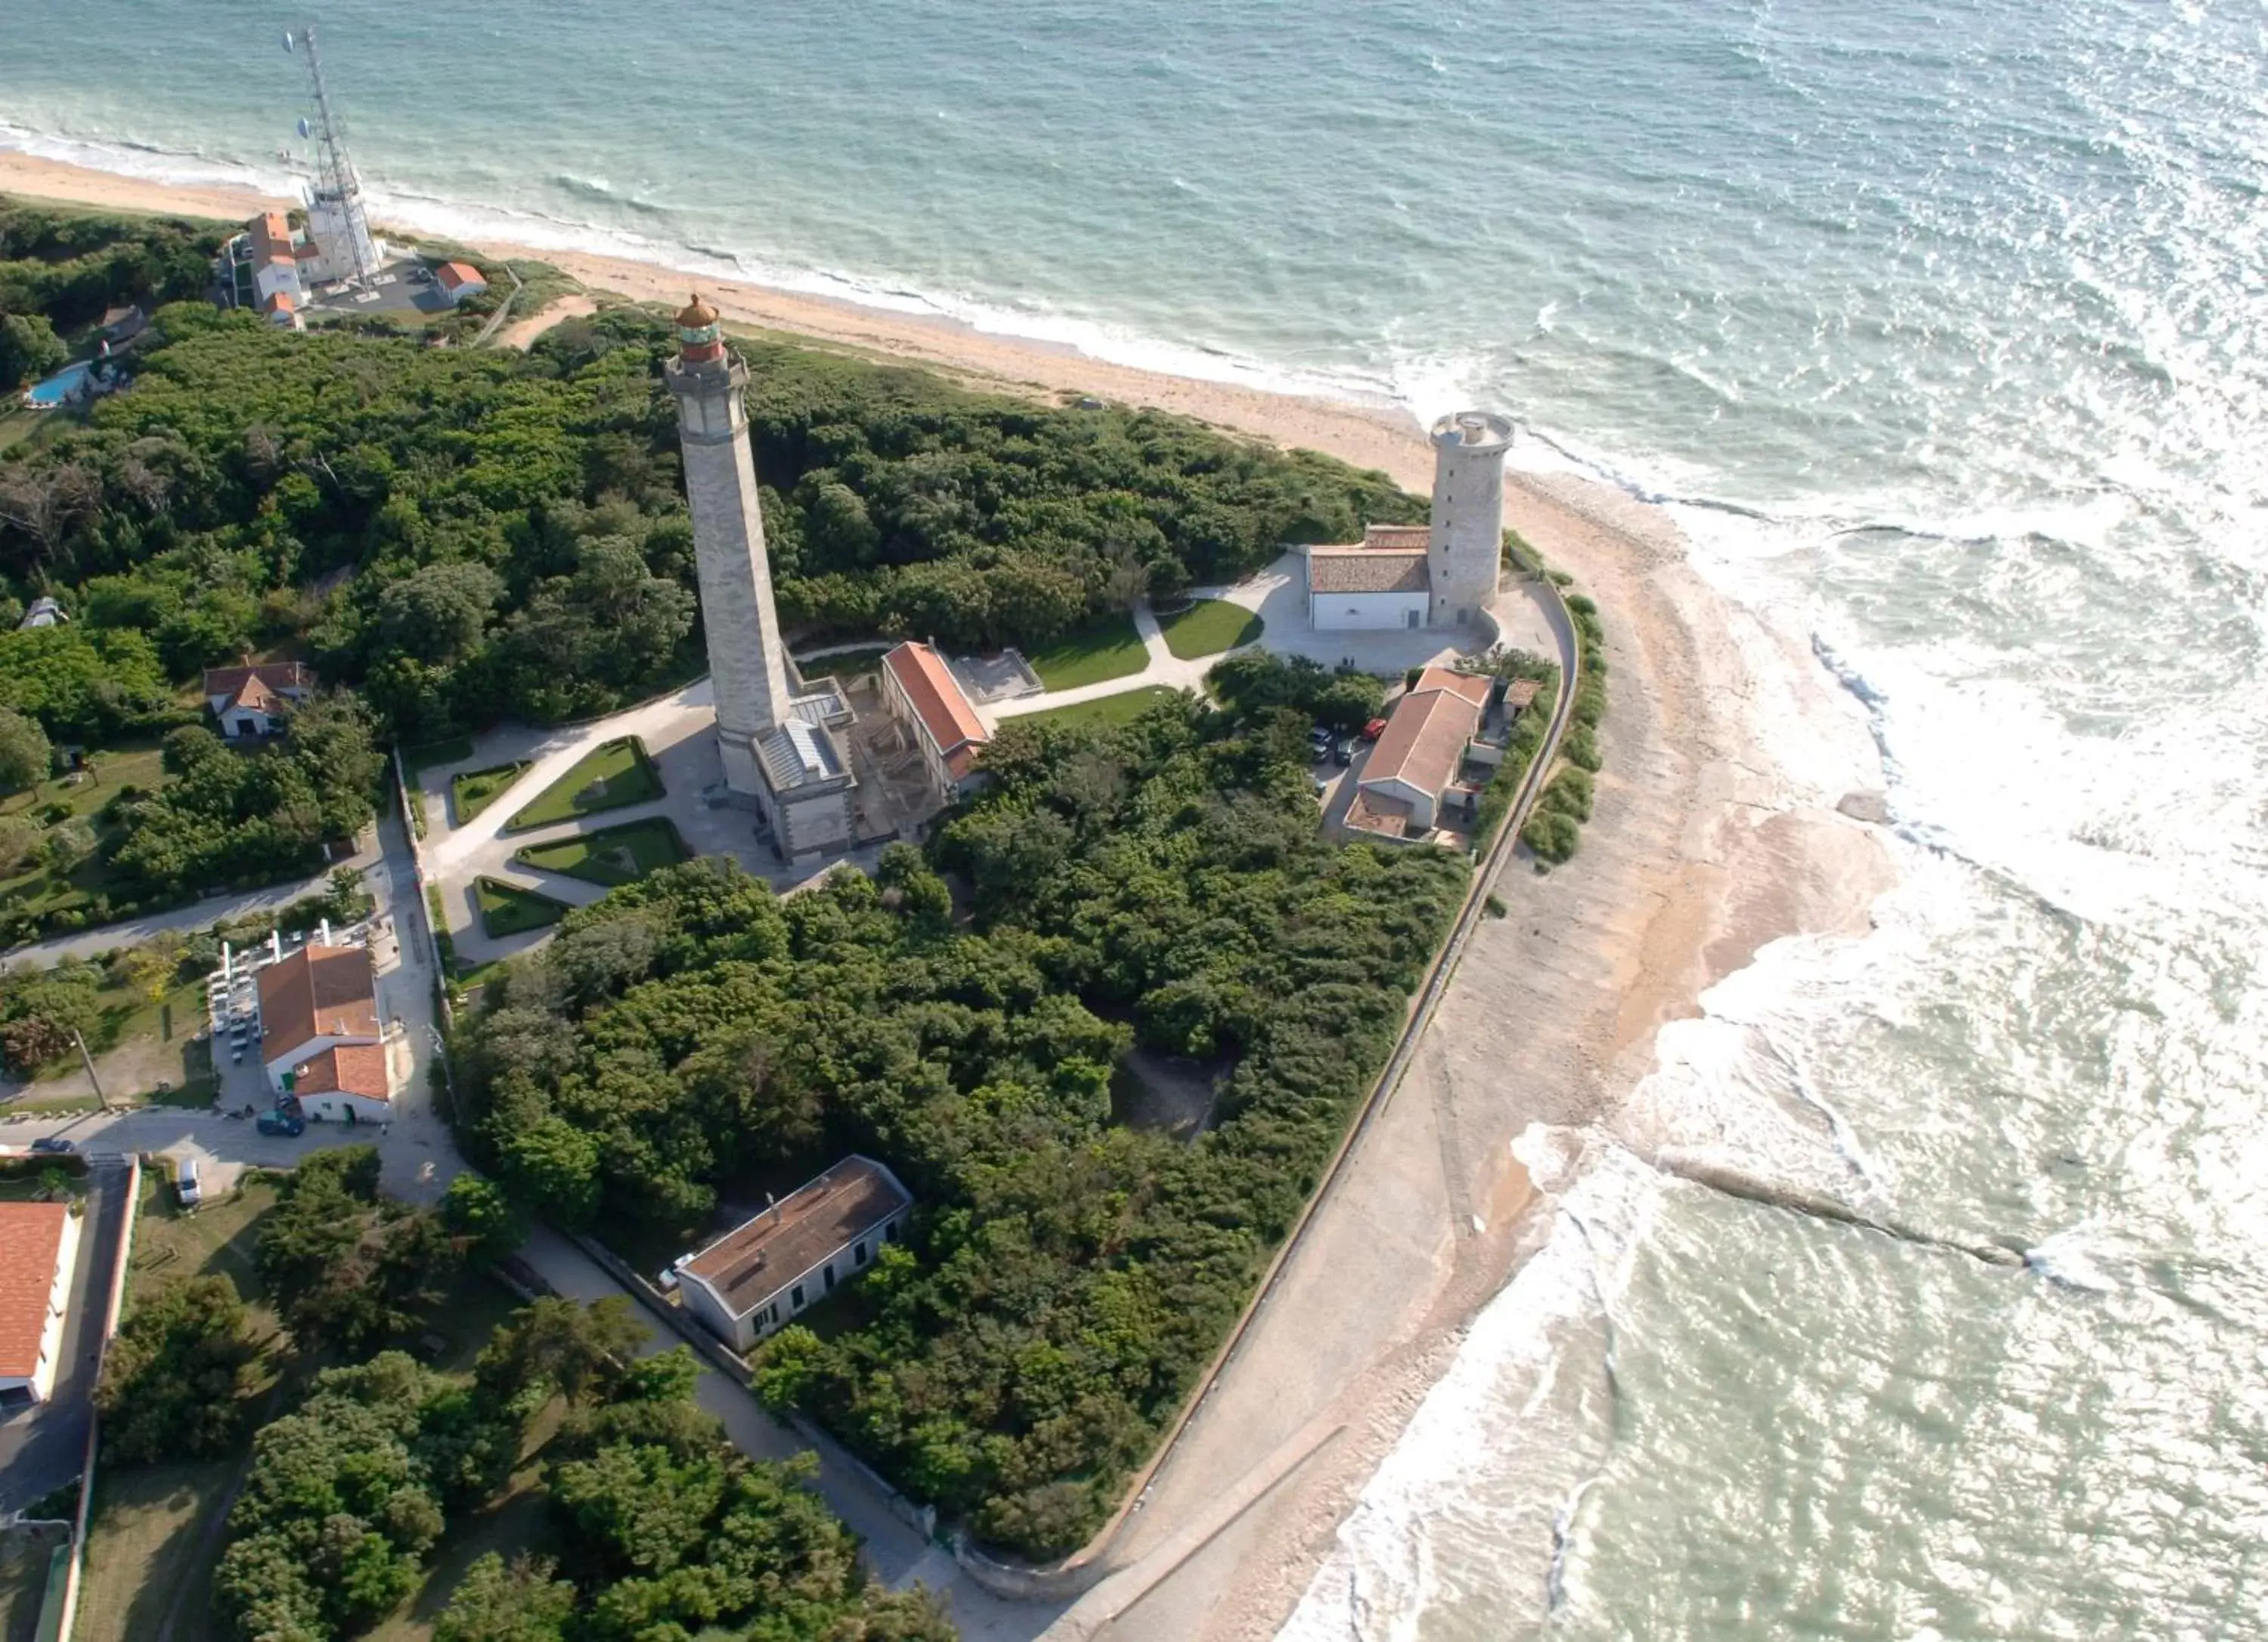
left=0, top=1208, right=82, bottom=1407
left=301, top=1092, right=391, bottom=1125
left=1309, top=590, right=1430, bottom=632
left=682, top=1211, right=905, bottom=1352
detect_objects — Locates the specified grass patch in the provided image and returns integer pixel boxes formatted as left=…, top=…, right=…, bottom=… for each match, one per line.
left=1012, top=686, right=1182, bottom=733
left=0, top=1523, right=65, bottom=1642
left=448, top=761, right=531, bottom=828
left=399, top=736, right=474, bottom=781
left=503, top=738, right=662, bottom=832
left=1157, top=599, right=1263, bottom=660
left=1024, top=615, right=1149, bottom=690
left=475, top=877, right=569, bottom=940
left=512, top=818, right=689, bottom=888
left=0, top=742, right=172, bottom=937
left=76, top=1463, right=234, bottom=1642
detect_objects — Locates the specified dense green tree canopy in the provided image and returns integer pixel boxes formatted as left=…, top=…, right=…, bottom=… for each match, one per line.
left=456, top=693, right=1467, bottom=1557
left=0, top=287, right=1417, bottom=742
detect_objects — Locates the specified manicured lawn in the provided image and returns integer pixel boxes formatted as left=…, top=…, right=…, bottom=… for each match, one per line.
left=476, top=877, right=570, bottom=939
left=1157, top=598, right=1263, bottom=660
left=448, top=761, right=531, bottom=827
left=1024, top=615, right=1149, bottom=690
left=513, top=818, right=689, bottom=888
left=1014, top=686, right=1183, bottom=732
left=503, top=738, right=662, bottom=832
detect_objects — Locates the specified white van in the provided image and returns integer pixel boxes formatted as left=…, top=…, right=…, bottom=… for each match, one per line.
left=176, top=1157, right=202, bottom=1209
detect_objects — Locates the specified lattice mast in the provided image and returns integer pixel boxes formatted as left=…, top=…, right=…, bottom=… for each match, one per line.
left=287, top=23, right=377, bottom=286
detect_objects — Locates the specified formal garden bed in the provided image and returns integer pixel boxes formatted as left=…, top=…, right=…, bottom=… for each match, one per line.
left=502, top=739, right=662, bottom=832
left=511, top=818, right=689, bottom=888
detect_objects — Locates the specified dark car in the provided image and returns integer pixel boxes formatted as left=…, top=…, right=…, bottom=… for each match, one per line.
left=256, top=1109, right=305, bottom=1138
left=1332, top=736, right=1356, bottom=766
left=29, top=1135, right=74, bottom=1154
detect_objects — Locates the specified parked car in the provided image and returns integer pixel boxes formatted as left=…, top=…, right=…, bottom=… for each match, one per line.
left=1332, top=736, right=1356, bottom=767
left=176, top=1157, right=202, bottom=1208
left=257, top=1108, right=305, bottom=1138
left=29, top=1135, right=73, bottom=1154
left=1361, top=718, right=1388, bottom=741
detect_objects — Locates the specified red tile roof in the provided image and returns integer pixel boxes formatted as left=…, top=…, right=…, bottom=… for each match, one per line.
left=204, top=661, right=312, bottom=708
left=1361, top=671, right=1489, bottom=803
left=435, top=261, right=485, bottom=291
left=291, top=1043, right=390, bottom=1103
left=257, top=944, right=379, bottom=1065
left=0, top=1204, right=67, bottom=1380
left=883, top=643, right=990, bottom=779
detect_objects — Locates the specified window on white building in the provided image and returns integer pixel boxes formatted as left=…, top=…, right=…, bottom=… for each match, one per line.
left=791, top=1284, right=806, bottom=1311
left=854, top=1240, right=869, bottom=1267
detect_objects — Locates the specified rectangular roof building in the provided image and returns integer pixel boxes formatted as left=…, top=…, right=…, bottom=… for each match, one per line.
left=881, top=640, right=991, bottom=796
left=257, top=943, right=381, bottom=1093
left=1352, top=666, right=1491, bottom=837
left=0, top=1202, right=81, bottom=1408
left=677, top=1156, right=912, bottom=1352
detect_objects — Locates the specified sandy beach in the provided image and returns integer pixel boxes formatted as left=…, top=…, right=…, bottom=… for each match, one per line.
left=0, top=150, right=1894, bottom=1640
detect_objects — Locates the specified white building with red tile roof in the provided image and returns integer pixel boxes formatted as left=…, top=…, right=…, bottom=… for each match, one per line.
left=0, top=1202, right=81, bottom=1409
left=257, top=943, right=383, bottom=1095
left=1349, top=666, right=1492, bottom=838
left=288, top=1042, right=392, bottom=1124
left=203, top=661, right=314, bottom=739
left=881, top=642, right=992, bottom=802
left=433, top=262, right=488, bottom=305
left=1300, top=410, right=1513, bottom=630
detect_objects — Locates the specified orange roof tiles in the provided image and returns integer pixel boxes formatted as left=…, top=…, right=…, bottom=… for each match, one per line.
left=257, top=944, right=378, bottom=1064
left=435, top=261, right=485, bottom=291
left=1361, top=671, right=1489, bottom=804
left=292, top=1043, right=390, bottom=1103
left=0, top=1204, right=67, bottom=1380
left=884, top=643, right=990, bottom=779
left=204, top=661, right=312, bottom=704
left=1362, top=523, right=1433, bottom=550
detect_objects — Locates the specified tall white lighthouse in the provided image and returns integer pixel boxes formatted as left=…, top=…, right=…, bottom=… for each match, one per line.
left=666, top=296, right=857, bottom=857
left=1426, top=410, right=1514, bottom=627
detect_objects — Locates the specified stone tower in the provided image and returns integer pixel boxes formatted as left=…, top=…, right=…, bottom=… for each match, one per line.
left=1427, top=410, right=1514, bottom=627
left=665, top=294, right=792, bottom=801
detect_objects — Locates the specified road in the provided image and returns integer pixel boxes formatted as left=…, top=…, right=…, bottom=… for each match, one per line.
left=0, top=845, right=377, bottom=973
left=0, top=807, right=456, bottom=1208
left=0, top=1160, right=126, bottom=1515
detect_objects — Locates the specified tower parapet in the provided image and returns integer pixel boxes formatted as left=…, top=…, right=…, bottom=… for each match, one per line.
left=1427, top=410, right=1514, bottom=627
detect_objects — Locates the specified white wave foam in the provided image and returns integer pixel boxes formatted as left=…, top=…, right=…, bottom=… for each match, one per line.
left=1277, top=1137, right=1665, bottom=1640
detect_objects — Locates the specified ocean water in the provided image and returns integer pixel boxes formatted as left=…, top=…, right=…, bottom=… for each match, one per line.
left=7, top=2, right=2266, bottom=1636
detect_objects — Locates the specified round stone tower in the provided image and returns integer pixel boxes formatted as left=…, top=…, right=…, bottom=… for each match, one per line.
left=1427, top=410, right=1514, bottom=627
left=665, top=293, right=792, bottom=803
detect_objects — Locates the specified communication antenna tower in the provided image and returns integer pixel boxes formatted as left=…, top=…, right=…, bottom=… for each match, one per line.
left=283, top=23, right=378, bottom=287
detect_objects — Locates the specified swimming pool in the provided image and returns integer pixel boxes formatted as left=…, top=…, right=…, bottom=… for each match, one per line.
left=23, top=361, right=91, bottom=408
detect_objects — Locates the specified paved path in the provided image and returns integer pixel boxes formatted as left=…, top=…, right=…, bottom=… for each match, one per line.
left=516, top=1227, right=1055, bottom=1641
left=1, top=832, right=384, bottom=973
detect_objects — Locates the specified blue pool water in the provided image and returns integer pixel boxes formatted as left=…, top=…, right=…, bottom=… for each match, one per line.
left=22, top=361, right=91, bottom=407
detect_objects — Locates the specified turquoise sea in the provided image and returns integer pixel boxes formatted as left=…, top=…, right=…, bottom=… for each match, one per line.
left=6, top=2, right=2265, bottom=1636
